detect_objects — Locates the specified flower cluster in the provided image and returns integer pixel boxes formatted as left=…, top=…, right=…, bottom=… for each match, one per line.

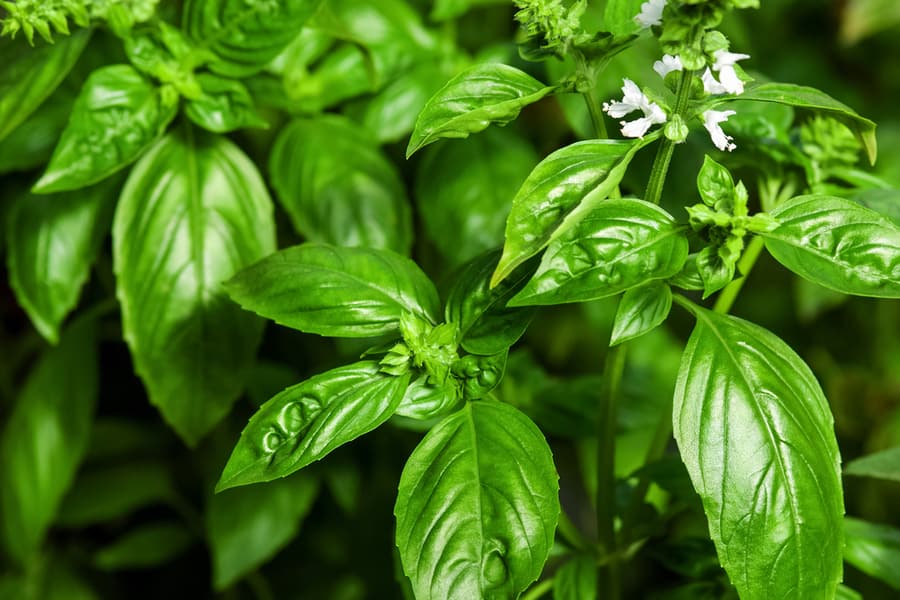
left=602, top=79, right=667, bottom=139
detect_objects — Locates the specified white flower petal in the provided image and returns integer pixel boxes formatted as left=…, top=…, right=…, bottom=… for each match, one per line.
left=703, top=109, right=737, bottom=152
left=653, top=54, right=683, bottom=79
left=701, top=68, right=728, bottom=95
left=621, top=117, right=655, bottom=138
left=603, top=101, right=640, bottom=118
left=646, top=102, right=667, bottom=124
left=712, top=50, right=751, bottom=70
left=634, top=0, right=666, bottom=28
left=717, top=65, right=745, bottom=95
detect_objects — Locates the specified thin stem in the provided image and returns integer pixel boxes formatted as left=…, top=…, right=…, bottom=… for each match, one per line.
left=644, top=70, right=694, bottom=205
left=522, top=578, right=555, bottom=600
left=574, top=52, right=609, bottom=140
left=712, top=235, right=766, bottom=315
left=557, top=510, right=592, bottom=552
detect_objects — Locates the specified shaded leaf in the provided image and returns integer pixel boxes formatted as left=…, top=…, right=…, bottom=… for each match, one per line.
left=553, top=554, right=597, bottom=600
left=844, top=446, right=900, bottom=482
left=94, top=522, right=193, bottom=571
left=843, top=517, right=900, bottom=590
left=185, top=74, right=268, bottom=133
left=610, top=281, right=672, bottom=346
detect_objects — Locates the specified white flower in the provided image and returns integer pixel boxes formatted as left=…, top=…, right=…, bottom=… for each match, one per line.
left=702, top=49, right=750, bottom=95
left=653, top=54, right=683, bottom=79
left=703, top=109, right=737, bottom=152
left=603, top=79, right=667, bottom=139
left=635, top=0, right=666, bottom=28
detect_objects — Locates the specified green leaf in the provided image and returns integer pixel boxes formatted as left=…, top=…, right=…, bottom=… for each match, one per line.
left=7, top=177, right=120, bottom=344
left=0, top=31, right=90, bottom=143
left=510, top=199, right=688, bottom=306
left=395, top=401, right=559, bottom=600
left=844, top=517, right=900, bottom=590
left=184, top=73, right=268, bottom=133
left=208, top=473, right=319, bottom=589
left=93, top=522, right=193, bottom=571
left=836, top=585, right=863, bottom=600
left=217, top=362, right=410, bottom=490
left=696, top=155, right=734, bottom=208
left=672, top=305, right=843, bottom=600
left=225, top=243, right=440, bottom=338
left=492, top=139, right=649, bottom=287
left=184, top=0, right=324, bottom=77
left=737, top=82, right=877, bottom=164
left=33, top=65, right=178, bottom=194
left=553, top=555, right=597, bottom=600
left=843, top=446, right=900, bottom=482
left=0, top=318, right=97, bottom=562
left=396, top=374, right=460, bottom=421
left=761, top=194, right=900, bottom=298
left=603, top=0, right=644, bottom=36
left=113, top=128, right=276, bottom=445
left=696, top=245, right=734, bottom=299
left=430, top=0, right=507, bottom=20
left=269, top=116, right=412, bottom=253
left=610, top=281, right=672, bottom=346
left=406, top=63, right=555, bottom=157
left=416, top=128, right=538, bottom=266
left=445, top=250, right=537, bottom=356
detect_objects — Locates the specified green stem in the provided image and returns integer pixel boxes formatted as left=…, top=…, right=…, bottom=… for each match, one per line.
left=712, top=235, right=766, bottom=315
left=558, top=509, right=592, bottom=552
left=522, top=577, right=555, bottom=600
left=574, top=52, right=609, bottom=141
left=644, top=69, right=693, bottom=205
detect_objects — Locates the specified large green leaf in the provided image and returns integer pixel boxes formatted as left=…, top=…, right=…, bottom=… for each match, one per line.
left=269, top=116, right=412, bottom=253
left=762, top=194, right=900, bottom=298
left=609, top=281, right=672, bottom=346
left=113, top=128, right=276, bottom=445
left=208, top=473, right=319, bottom=589
left=7, top=177, right=120, bottom=344
left=0, top=318, right=97, bottom=563
left=217, top=362, right=409, bottom=490
left=0, top=31, right=90, bottom=143
left=553, top=555, right=597, bottom=600
left=492, top=139, right=650, bottom=287
left=843, top=446, right=900, bottom=482
left=444, top=250, right=537, bottom=356
left=416, top=128, right=537, bottom=266
left=843, top=517, right=900, bottom=590
left=33, top=65, right=178, bottom=193
left=510, top=200, right=688, bottom=306
left=395, top=401, right=559, bottom=600
left=736, top=82, right=877, bottom=164
left=184, top=0, right=324, bottom=77
left=225, top=243, right=440, bottom=338
left=672, top=305, right=843, bottom=599
left=406, top=63, right=555, bottom=157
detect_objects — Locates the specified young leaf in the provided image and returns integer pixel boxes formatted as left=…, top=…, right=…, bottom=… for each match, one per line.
left=673, top=305, right=843, bottom=600
left=610, top=281, right=672, bottom=346
left=510, top=200, right=688, bottom=306
left=93, top=522, right=193, bottom=571
left=269, top=116, right=412, bottom=254
left=208, top=473, right=319, bottom=589
left=33, top=65, right=178, bottom=194
left=445, top=250, right=537, bottom=356
left=761, top=194, right=900, bottom=298
left=416, top=128, right=537, bottom=266
left=553, top=555, right=597, bottom=600
left=492, top=139, right=650, bottom=287
left=184, top=74, right=268, bottom=133
left=406, top=63, right=555, bottom=157
left=737, top=82, right=877, bottom=164
left=7, top=176, right=120, bottom=343
left=396, top=374, right=460, bottom=421
left=225, top=243, right=440, bottom=338
left=395, top=401, right=559, bottom=600
left=696, top=155, right=735, bottom=208
left=0, top=31, right=90, bottom=143
left=217, top=362, right=409, bottom=491
left=0, top=318, right=97, bottom=563
left=843, top=517, right=900, bottom=590
left=113, top=128, right=276, bottom=445
left=843, top=446, right=900, bottom=482
left=183, top=0, right=324, bottom=77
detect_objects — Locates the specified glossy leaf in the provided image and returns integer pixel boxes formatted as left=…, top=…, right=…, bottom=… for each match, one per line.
left=673, top=305, right=843, bottom=599
left=94, top=523, right=192, bottom=571
left=416, top=128, right=537, bottom=266
left=553, top=555, right=597, bottom=600
left=34, top=65, right=178, bottom=194
left=603, top=0, right=644, bottom=36
left=0, top=318, right=97, bottom=562
left=406, top=63, right=555, bottom=157
left=208, top=473, right=319, bottom=589
left=184, top=0, right=324, bottom=77
left=445, top=250, right=537, bottom=355
left=113, top=129, right=276, bottom=445
left=843, top=517, right=900, bottom=590
left=185, top=74, right=268, bottom=133
left=696, top=155, right=734, bottom=208
left=510, top=200, right=688, bottom=306
left=7, top=177, right=120, bottom=344
left=737, top=82, right=877, bottom=164
left=762, top=194, right=900, bottom=298
left=225, top=243, right=440, bottom=338
left=610, top=281, right=672, bottom=346
left=0, top=76, right=76, bottom=174
left=395, top=401, right=559, bottom=600
left=843, top=446, right=900, bottom=482
left=396, top=374, right=460, bottom=421
left=492, top=139, right=649, bottom=287
left=217, top=362, right=410, bottom=490
left=0, top=31, right=90, bottom=143
left=269, top=116, right=412, bottom=253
